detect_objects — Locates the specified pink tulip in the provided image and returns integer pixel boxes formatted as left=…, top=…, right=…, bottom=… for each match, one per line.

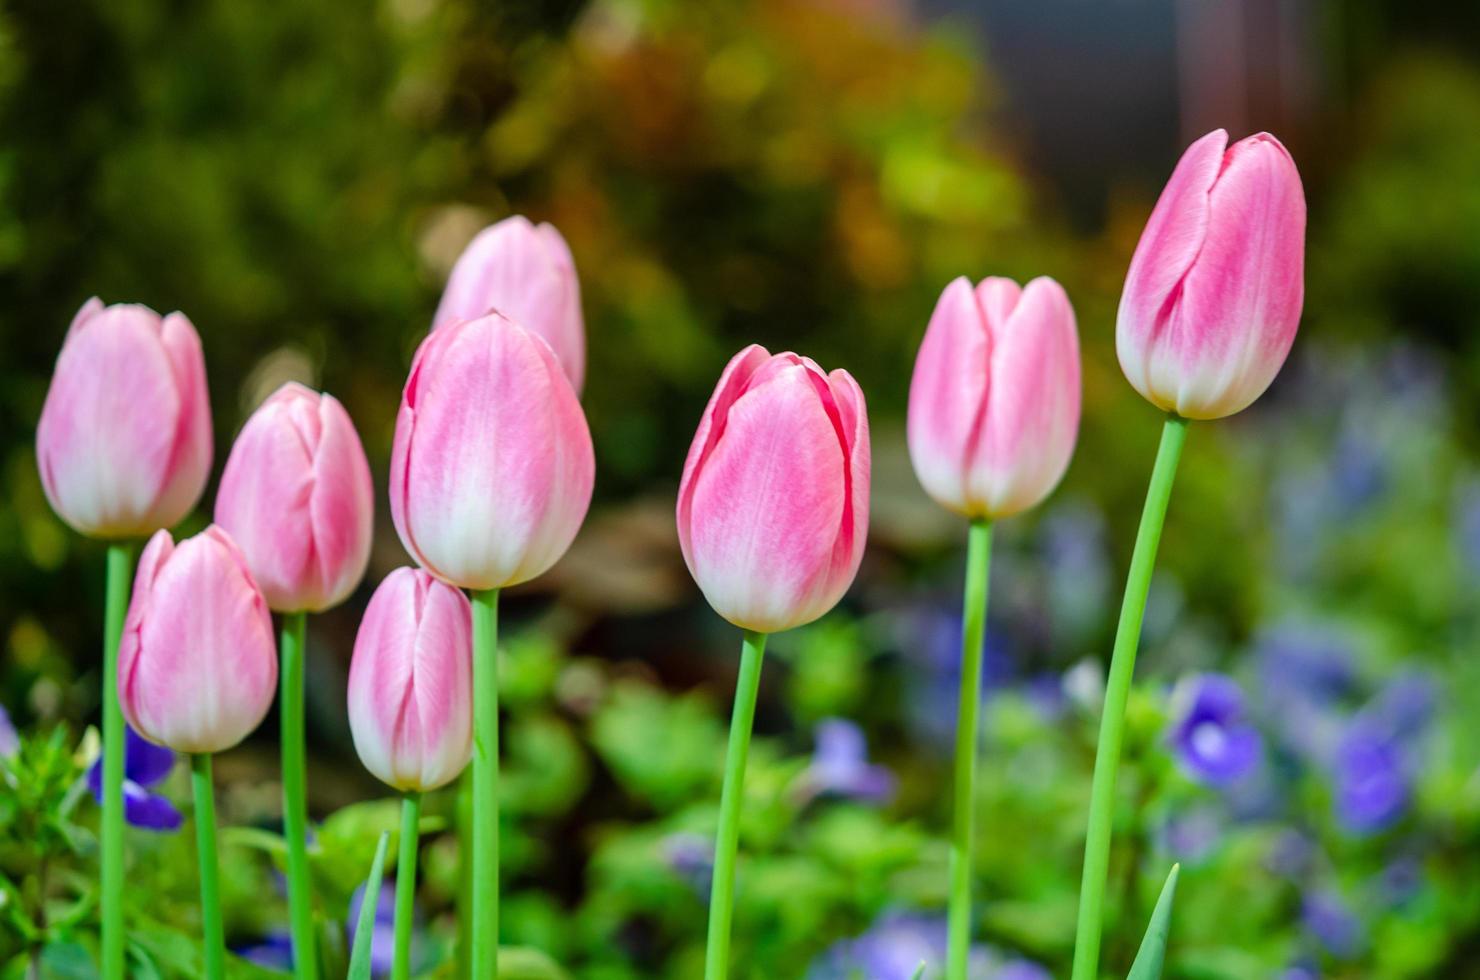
left=36, top=299, right=212, bottom=538
left=347, top=567, right=473, bottom=792
left=907, top=276, right=1081, bottom=519
left=1117, top=129, right=1306, bottom=419
left=390, top=311, right=595, bottom=591
left=677, top=345, right=870, bottom=634
left=215, top=383, right=374, bottom=612
left=119, top=527, right=277, bottom=754
left=433, top=215, right=586, bottom=391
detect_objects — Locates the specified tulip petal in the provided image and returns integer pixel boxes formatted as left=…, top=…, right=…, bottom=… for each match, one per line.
left=906, top=278, right=990, bottom=516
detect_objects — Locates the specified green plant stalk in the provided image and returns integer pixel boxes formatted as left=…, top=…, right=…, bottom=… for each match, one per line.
left=393, top=792, right=421, bottom=980
left=191, top=753, right=225, bottom=980
left=456, top=771, right=472, bottom=980
left=704, top=629, right=768, bottom=980
left=1070, top=414, right=1189, bottom=980
left=946, top=519, right=992, bottom=980
left=280, top=610, right=317, bottom=979
left=470, top=588, right=500, bottom=980
left=100, top=543, right=133, bottom=980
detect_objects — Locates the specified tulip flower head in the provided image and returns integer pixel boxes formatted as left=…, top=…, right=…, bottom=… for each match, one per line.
left=677, top=345, right=870, bottom=634
left=907, top=276, right=1080, bottom=520
left=119, top=527, right=277, bottom=754
left=433, top=215, right=586, bottom=391
left=37, top=298, right=212, bottom=538
left=1117, top=129, right=1306, bottom=419
left=390, top=311, right=595, bottom=591
left=216, top=382, right=374, bottom=612
left=347, top=568, right=473, bottom=793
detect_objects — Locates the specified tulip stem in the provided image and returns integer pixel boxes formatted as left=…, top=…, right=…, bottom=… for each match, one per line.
left=1071, top=413, right=1189, bottom=980
left=704, top=629, right=768, bottom=980
left=280, top=610, right=317, bottom=980
left=393, top=792, right=421, bottom=980
left=946, top=518, right=992, bottom=979
left=100, top=542, right=133, bottom=980
left=191, top=753, right=225, bottom=980
left=470, top=588, right=500, bottom=979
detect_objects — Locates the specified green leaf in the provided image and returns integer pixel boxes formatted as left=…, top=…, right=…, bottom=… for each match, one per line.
left=910, top=964, right=927, bottom=980
left=347, top=831, right=391, bottom=980
left=1127, top=864, right=1180, bottom=980
left=497, top=946, right=569, bottom=979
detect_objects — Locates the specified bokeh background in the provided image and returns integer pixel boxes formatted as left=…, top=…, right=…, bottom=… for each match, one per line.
left=5, top=0, right=1480, bottom=977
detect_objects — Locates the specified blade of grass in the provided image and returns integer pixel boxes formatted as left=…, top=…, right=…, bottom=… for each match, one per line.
left=348, top=831, right=391, bottom=980
left=1127, top=864, right=1181, bottom=980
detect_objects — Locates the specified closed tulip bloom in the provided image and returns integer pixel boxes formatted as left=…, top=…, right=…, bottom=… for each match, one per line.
left=390, top=311, right=594, bottom=590
left=677, top=346, right=870, bottom=634
left=37, top=299, right=212, bottom=538
left=1117, top=129, right=1306, bottom=419
left=907, top=276, right=1081, bottom=520
left=433, top=215, right=586, bottom=391
left=119, top=527, right=277, bottom=754
left=347, top=568, right=473, bottom=792
left=216, top=383, right=374, bottom=612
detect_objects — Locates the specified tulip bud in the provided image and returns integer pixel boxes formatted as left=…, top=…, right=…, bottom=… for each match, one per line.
left=907, top=276, right=1080, bottom=520
left=119, top=527, right=277, bottom=754
left=215, top=383, right=374, bottom=612
left=36, top=299, right=212, bottom=538
left=390, top=311, right=595, bottom=590
left=433, top=216, right=586, bottom=391
left=677, top=345, right=870, bottom=634
left=1117, top=130, right=1306, bottom=419
left=347, top=567, right=473, bottom=792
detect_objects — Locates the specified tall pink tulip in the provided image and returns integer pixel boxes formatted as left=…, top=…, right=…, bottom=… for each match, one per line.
left=216, top=382, right=374, bottom=612
left=347, top=568, right=473, bottom=792
left=1116, top=129, right=1306, bottom=419
left=433, top=215, right=586, bottom=391
left=119, top=527, right=277, bottom=754
left=677, top=345, right=870, bottom=634
left=37, top=299, right=212, bottom=538
left=390, top=311, right=595, bottom=590
left=908, top=276, right=1080, bottom=519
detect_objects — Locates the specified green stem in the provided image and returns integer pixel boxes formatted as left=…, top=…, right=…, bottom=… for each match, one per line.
left=470, top=588, right=500, bottom=980
left=100, top=543, right=133, bottom=980
left=280, top=610, right=317, bottom=979
left=704, top=629, right=768, bottom=980
left=191, top=754, right=225, bottom=980
left=456, top=771, right=472, bottom=980
left=946, top=519, right=992, bottom=980
left=393, top=792, right=421, bottom=980
left=1071, top=414, right=1189, bottom=980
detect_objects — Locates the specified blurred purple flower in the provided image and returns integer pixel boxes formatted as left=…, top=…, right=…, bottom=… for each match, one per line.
left=801, top=719, right=896, bottom=805
left=1302, top=889, right=1364, bottom=958
left=1454, top=481, right=1480, bottom=574
left=1265, top=829, right=1315, bottom=879
left=1039, top=502, right=1111, bottom=644
left=234, top=931, right=294, bottom=971
left=661, top=832, right=714, bottom=895
left=0, top=704, right=17, bottom=758
left=1168, top=675, right=1262, bottom=787
left=347, top=878, right=400, bottom=977
left=87, top=725, right=181, bottom=831
left=898, top=602, right=1010, bottom=748
left=1332, top=722, right=1410, bottom=835
left=1379, top=856, right=1423, bottom=907
left=806, top=913, right=994, bottom=979
left=1159, top=806, right=1224, bottom=865
left=1328, top=425, right=1386, bottom=515
left=1280, top=958, right=1320, bottom=980
left=1255, top=626, right=1356, bottom=761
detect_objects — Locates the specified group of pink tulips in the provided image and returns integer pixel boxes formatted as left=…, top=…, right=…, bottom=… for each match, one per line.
left=37, top=127, right=1303, bottom=979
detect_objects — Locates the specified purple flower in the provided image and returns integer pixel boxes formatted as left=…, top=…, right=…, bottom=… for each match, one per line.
left=0, top=704, right=17, bottom=758
left=800, top=719, right=896, bottom=804
left=1379, top=857, right=1423, bottom=907
left=1280, top=959, right=1320, bottom=980
left=1332, top=722, right=1409, bottom=835
left=234, top=932, right=294, bottom=971
left=995, top=961, right=1052, bottom=980
left=807, top=913, right=992, bottom=980
left=1159, top=806, right=1224, bottom=865
left=1168, top=675, right=1262, bottom=787
left=1265, top=829, right=1315, bottom=879
left=661, top=832, right=714, bottom=895
left=1301, top=889, right=1363, bottom=958
left=87, top=725, right=181, bottom=831
left=347, top=878, right=401, bottom=977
